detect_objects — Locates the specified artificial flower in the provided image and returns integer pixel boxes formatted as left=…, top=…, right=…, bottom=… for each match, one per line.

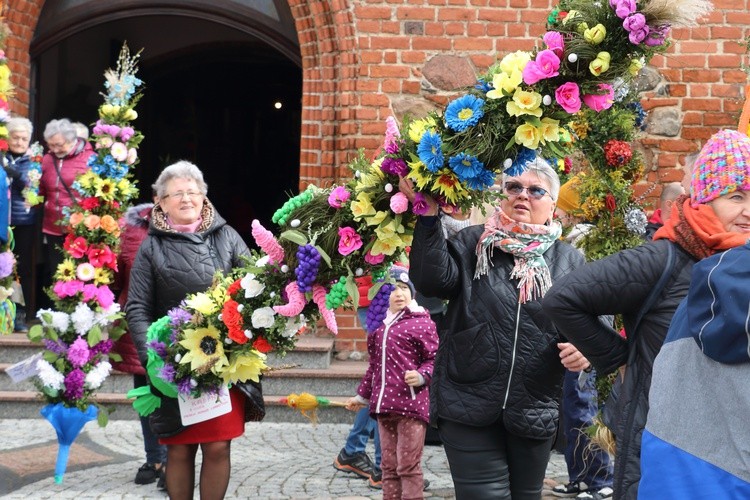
left=623, top=13, right=649, bottom=44
left=240, top=273, right=265, bottom=298
left=252, top=336, right=272, bottom=353
left=389, top=192, right=409, bottom=214
left=110, top=142, right=128, bottom=162
left=417, top=131, right=444, bottom=172
left=350, top=192, right=376, bottom=220
left=251, top=307, right=276, bottom=329
left=383, top=116, right=401, bottom=154
left=522, top=49, right=561, bottom=85
left=543, top=31, right=564, bottom=57
left=0, top=251, right=14, bottom=279
left=56, top=259, right=77, bottom=281
left=64, top=235, right=89, bottom=259
left=179, top=325, right=228, bottom=372
left=76, top=263, right=96, bottom=282
left=555, top=82, right=582, bottom=114
left=126, top=147, right=138, bottom=165
left=71, top=303, right=96, bottom=336
left=432, top=170, right=466, bottom=204
left=67, top=337, right=91, bottom=368
left=68, top=212, right=85, bottom=227
left=445, top=95, right=485, bottom=132
left=327, top=186, right=351, bottom=208
left=407, top=117, right=436, bottom=143
left=539, top=117, right=561, bottom=144
left=93, top=177, right=117, bottom=201
left=583, top=24, right=607, bottom=44
left=629, top=57, right=645, bottom=76
left=364, top=249, right=386, bottom=264
left=185, top=292, right=219, bottom=316
left=514, top=123, right=542, bottom=149
left=449, top=153, right=484, bottom=181
left=338, top=227, right=363, bottom=256
left=84, top=361, right=112, bottom=389
left=36, top=359, right=65, bottom=390
left=100, top=215, right=119, bottom=234
left=583, top=84, right=615, bottom=112
left=506, top=89, right=543, bottom=117
left=63, top=369, right=86, bottom=401
left=380, top=157, right=409, bottom=176
left=93, top=267, right=112, bottom=285
left=221, top=352, right=266, bottom=385
left=612, top=0, right=637, bottom=19
left=487, top=69, right=524, bottom=97
left=87, top=244, right=117, bottom=270
left=589, top=52, right=611, bottom=76
left=499, top=50, right=532, bottom=75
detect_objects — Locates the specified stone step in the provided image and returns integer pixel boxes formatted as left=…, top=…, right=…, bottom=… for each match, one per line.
left=0, top=333, right=335, bottom=369
left=0, top=390, right=356, bottom=423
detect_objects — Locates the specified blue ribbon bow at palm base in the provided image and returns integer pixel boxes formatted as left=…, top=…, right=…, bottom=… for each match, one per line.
left=40, top=403, right=98, bottom=484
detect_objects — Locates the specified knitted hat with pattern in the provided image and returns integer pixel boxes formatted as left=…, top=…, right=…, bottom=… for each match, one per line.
left=389, top=264, right=415, bottom=297
left=690, top=129, right=750, bottom=207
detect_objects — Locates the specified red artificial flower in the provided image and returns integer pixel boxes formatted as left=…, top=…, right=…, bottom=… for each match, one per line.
left=88, top=244, right=118, bottom=270
left=252, top=336, right=272, bottom=353
left=604, top=140, right=633, bottom=167
left=64, top=234, right=89, bottom=259
left=80, top=197, right=101, bottom=210
left=0, top=139, right=8, bottom=152
left=605, top=193, right=617, bottom=212
left=227, top=279, right=242, bottom=297
left=222, top=299, right=247, bottom=344
left=563, top=157, right=572, bottom=174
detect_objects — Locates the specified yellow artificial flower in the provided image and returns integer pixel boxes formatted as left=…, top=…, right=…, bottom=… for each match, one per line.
left=570, top=120, right=590, bottom=140
left=506, top=89, right=543, bottom=118
left=350, top=192, right=376, bottom=220
left=431, top=170, right=466, bottom=205
left=589, top=52, right=611, bottom=76
left=185, top=292, right=219, bottom=316
left=539, top=117, right=560, bottom=144
left=179, top=325, right=228, bottom=373
left=584, top=24, right=607, bottom=44
left=499, top=51, right=531, bottom=75
left=562, top=10, right=579, bottom=25
left=116, top=178, right=138, bottom=198
left=94, top=267, right=112, bottom=286
left=94, top=177, right=117, bottom=201
left=408, top=117, right=437, bottom=143
left=515, top=123, right=542, bottom=150
left=408, top=160, right=432, bottom=190
left=576, top=22, right=589, bottom=35
left=366, top=210, right=389, bottom=227
left=0, top=65, right=9, bottom=80
left=487, top=69, right=524, bottom=97
left=220, top=351, right=267, bottom=385
left=399, top=232, right=414, bottom=248
left=356, top=161, right=385, bottom=190
left=371, top=234, right=402, bottom=256
left=629, top=58, right=645, bottom=76
left=78, top=171, right=97, bottom=190
left=0, top=126, right=7, bottom=138
left=56, top=259, right=76, bottom=282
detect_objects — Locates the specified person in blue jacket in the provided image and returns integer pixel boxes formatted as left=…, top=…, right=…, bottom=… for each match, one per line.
left=640, top=242, right=750, bottom=499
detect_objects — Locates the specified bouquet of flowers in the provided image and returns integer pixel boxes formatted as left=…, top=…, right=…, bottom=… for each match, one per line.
left=372, top=0, right=711, bottom=214
left=21, top=142, right=44, bottom=209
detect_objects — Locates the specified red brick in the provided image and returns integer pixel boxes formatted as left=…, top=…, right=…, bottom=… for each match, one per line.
left=396, top=6, right=436, bottom=20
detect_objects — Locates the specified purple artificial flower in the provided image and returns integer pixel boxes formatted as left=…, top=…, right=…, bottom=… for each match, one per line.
left=119, top=126, right=135, bottom=141
left=169, top=328, right=181, bottom=344
left=645, top=25, right=669, bottom=46
left=158, top=364, right=176, bottom=383
left=613, top=0, right=637, bottom=19
left=63, top=368, right=86, bottom=401
left=67, top=336, right=91, bottom=368
left=623, top=13, right=649, bottom=44
left=90, top=339, right=114, bottom=356
left=146, top=340, right=168, bottom=358
left=380, top=157, right=409, bottom=176
left=168, top=307, right=192, bottom=327
left=44, top=338, right=69, bottom=356
left=411, top=192, right=431, bottom=215
left=177, top=377, right=193, bottom=396
left=0, top=251, right=15, bottom=279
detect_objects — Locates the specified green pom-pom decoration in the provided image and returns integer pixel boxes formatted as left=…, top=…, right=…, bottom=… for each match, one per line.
left=272, top=187, right=316, bottom=225
left=325, top=277, right=349, bottom=310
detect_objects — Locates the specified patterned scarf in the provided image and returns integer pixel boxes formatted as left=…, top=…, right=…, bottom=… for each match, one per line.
left=653, top=195, right=749, bottom=260
left=475, top=208, right=562, bottom=303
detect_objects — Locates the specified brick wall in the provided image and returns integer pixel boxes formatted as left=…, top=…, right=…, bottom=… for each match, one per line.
left=7, top=0, right=750, bottom=352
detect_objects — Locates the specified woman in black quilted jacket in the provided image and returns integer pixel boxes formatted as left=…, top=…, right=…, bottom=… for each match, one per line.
left=403, top=154, right=589, bottom=499
left=126, top=160, right=250, bottom=500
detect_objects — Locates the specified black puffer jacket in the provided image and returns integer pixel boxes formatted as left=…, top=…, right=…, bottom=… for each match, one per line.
left=409, top=217, right=584, bottom=439
left=542, top=239, right=696, bottom=500
left=126, top=201, right=250, bottom=436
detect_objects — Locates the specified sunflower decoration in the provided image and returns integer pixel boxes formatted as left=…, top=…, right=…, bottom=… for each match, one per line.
left=179, top=325, right=228, bottom=374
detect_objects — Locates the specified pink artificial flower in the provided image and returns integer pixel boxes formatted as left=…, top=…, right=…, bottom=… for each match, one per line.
left=364, top=249, right=385, bottom=265
left=389, top=192, right=409, bottom=214
left=67, top=337, right=91, bottom=368
left=411, top=192, right=431, bottom=215
left=96, top=286, right=115, bottom=309
left=623, top=13, right=649, bottom=44
left=126, top=148, right=138, bottom=165
left=82, top=284, right=98, bottom=302
left=337, top=227, right=362, bottom=256
left=583, top=84, right=615, bottom=112
left=383, top=116, right=401, bottom=154
left=327, top=186, right=351, bottom=208
left=522, top=50, right=560, bottom=85
left=54, top=280, right=84, bottom=298
left=543, top=31, right=565, bottom=58
left=613, top=0, right=637, bottom=19
left=555, top=82, right=582, bottom=114
left=120, top=126, right=135, bottom=142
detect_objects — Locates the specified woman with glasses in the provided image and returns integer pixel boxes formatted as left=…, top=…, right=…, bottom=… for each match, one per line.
left=127, top=160, right=250, bottom=500
left=400, top=153, right=588, bottom=499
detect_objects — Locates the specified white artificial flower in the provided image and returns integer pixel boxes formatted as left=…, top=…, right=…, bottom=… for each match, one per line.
left=255, top=255, right=270, bottom=267
left=240, top=273, right=265, bottom=298
left=71, top=302, right=96, bottom=336
left=36, top=359, right=64, bottom=390
left=41, top=311, right=71, bottom=333
left=84, top=361, right=112, bottom=389
left=282, top=316, right=306, bottom=338
left=94, top=303, right=121, bottom=328
left=251, top=307, right=276, bottom=329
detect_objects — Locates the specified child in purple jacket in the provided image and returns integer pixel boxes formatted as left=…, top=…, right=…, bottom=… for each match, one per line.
left=346, top=264, right=439, bottom=500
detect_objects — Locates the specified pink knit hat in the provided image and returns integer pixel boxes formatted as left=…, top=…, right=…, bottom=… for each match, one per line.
left=690, top=129, right=750, bottom=207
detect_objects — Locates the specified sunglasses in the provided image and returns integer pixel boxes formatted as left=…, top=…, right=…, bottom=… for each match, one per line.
left=504, top=182, right=550, bottom=200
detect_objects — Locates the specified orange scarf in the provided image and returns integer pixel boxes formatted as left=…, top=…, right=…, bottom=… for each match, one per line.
left=653, top=195, right=749, bottom=260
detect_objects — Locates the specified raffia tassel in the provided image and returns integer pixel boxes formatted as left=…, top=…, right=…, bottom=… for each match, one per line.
left=273, top=281, right=306, bottom=317
left=639, top=0, right=713, bottom=27
left=312, top=285, right=338, bottom=335
left=251, top=219, right=285, bottom=264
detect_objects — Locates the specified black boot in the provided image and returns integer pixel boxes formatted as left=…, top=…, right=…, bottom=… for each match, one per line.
left=14, top=305, right=28, bottom=333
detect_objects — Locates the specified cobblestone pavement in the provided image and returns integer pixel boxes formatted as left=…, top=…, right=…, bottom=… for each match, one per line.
left=0, top=419, right=568, bottom=499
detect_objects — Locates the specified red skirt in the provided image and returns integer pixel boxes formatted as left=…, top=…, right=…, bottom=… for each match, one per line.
left=160, top=387, right=246, bottom=445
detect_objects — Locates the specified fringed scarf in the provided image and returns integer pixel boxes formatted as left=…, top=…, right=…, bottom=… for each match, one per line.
left=653, top=195, right=749, bottom=260
left=475, top=209, right=562, bottom=303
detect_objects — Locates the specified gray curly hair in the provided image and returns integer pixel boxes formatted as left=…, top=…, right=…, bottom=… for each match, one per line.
left=502, top=155, right=561, bottom=201
left=152, top=160, right=208, bottom=198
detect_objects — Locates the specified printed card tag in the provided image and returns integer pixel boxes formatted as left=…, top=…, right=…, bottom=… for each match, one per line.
left=7, top=352, right=43, bottom=383
left=178, top=385, right=232, bottom=426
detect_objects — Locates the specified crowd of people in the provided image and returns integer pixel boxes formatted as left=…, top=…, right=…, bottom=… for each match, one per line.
left=5, top=113, right=749, bottom=500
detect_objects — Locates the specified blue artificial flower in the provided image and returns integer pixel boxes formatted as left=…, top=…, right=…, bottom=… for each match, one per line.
left=417, top=131, right=444, bottom=172
left=475, top=80, right=493, bottom=93
left=449, top=152, right=484, bottom=181
left=465, top=168, right=496, bottom=190
left=627, top=102, right=647, bottom=131
left=505, top=147, right=538, bottom=176
left=445, top=95, right=485, bottom=132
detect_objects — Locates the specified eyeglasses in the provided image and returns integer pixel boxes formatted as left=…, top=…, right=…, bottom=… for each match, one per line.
left=504, top=182, right=550, bottom=200
left=163, top=191, right=203, bottom=200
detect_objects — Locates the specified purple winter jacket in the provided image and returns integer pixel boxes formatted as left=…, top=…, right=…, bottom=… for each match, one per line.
left=357, top=304, right=439, bottom=424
